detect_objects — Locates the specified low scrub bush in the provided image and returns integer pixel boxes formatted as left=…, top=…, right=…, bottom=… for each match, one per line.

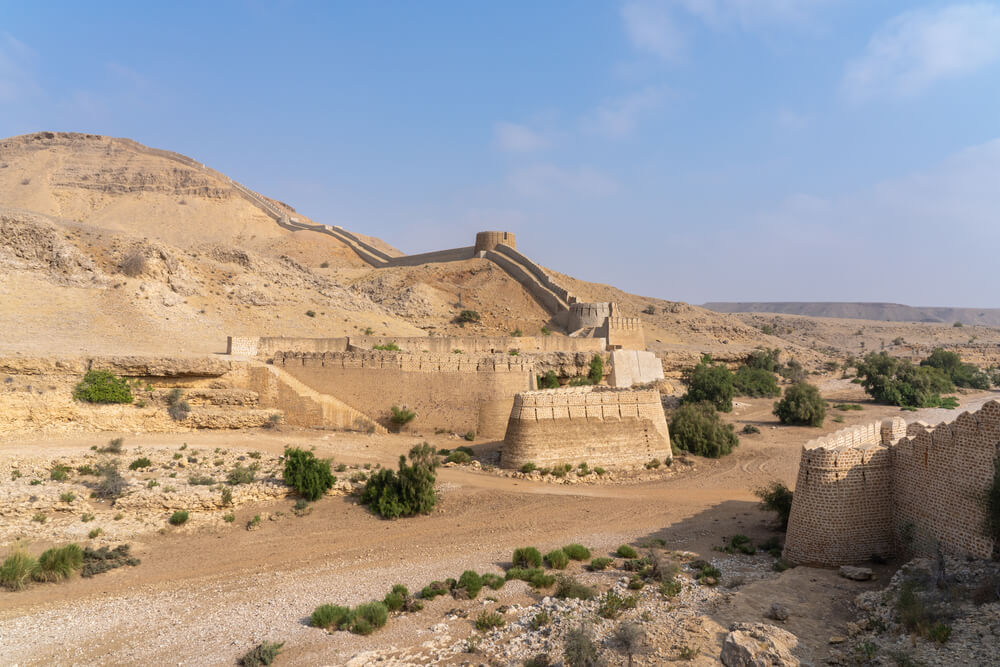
left=742, top=424, right=760, bottom=434
left=616, top=544, right=638, bottom=559
left=457, top=309, right=481, bottom=323
left=95, top=462, right=128, bottom=498
left=660, top=579, right=682, bottom=598
left=169, top=510, right=189, bottom=525
left=564, top=624, right=599, bottom=667
left=238, top=641, right=284, bottom=667
left=389, top=405, right=416, bottom=429
left=855, top=352, right=957, bottom=408
left=733, top=366, right=781, bottom=397
left=505, top=567, right=555, bottom=589
left=0, top=550, right=37, bottom=590
left=227, top=465, right=255, bottom=485
left=520, top=462, right=537, bottom=473
left=360, top=443, right=438, bottom=519
left=669, top=402, right=739, bottom=458
left=311, top=604, right=352, bottom=630
left=718, top=534, right=755, bottom=555
left=512, top=546, right=543, bottom=568
left=545, top=548, right=569, bottom=569
left=563, top=544, right=590, bottom=561
left=73, top=371, right=133, bottom=404
left=475, top=610, right=506, bottom=631
left=33, top=544, right=83, bottom=582
left=420, top=580, right=450, bottom=599
left=588, top=557, right=613, bottom=571
left=538, top=371, right=560, bottom=389
left=283, top=447, right=334, bottom=501
left=60, top=491, right=75, bottom=503
left=481, top=572, right=505, bottom=590
left=457, top=570, right=483, bottom=598
left=773, top=383, right=826, bottom=426
left=554, top=575, right=596, bottom=600
left=372, top=342, right=400, bottom=351
left=50, top=464, right=71, bottom=481
left=444, top=450, right=471, bottom=464
left=188, top=474, right=215, bottom=485
left=128, top=457, right=152, bottom=470
left=756, top=481, right=794, bottom=530
left=598, top=590, right=637, bottom=619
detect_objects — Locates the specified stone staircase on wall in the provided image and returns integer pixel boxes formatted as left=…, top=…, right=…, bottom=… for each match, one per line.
left=249, top=363, right=387, bottom=433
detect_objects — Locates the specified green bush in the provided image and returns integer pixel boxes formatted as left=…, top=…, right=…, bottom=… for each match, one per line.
left=420, top=580, right=450, bottom=599
left=564, top=624, right=599, bottom=667
left=311, top=604, right=351, bottom=629
left=773, top=383, right=826, bottom=426
left=283, top=447, right=334, bottom=501
left=169, top=511, right=189, bottom=525
left=563, top=544, right=590, bottom=561
left=512, top=546, right=543, bottom=568
left=660, top=579, right=682, bottom=598
left=458, top=570, right=483, bottom=598
left=444, top=450, right=471, bottom=464
left=457, top=309, right=481, bottom=323
left=33, top=544, right=83, bottom=582
left=538, top=371, right=560, bottom=389
left=616, top=544, right=638, bottom=558
left=587, top=355, right=604, bottom=385
left=352, top=602, right=388, bottom=632
left=669, top=402, right=739, bottom=457
left=554, top=575, right=595, bottom=600
left=475, top=610, right=506, bottom=631
left=373, top=342, right=400, bottom=351
left=745, top=348, right=781, bottom=372
left=733, top=366, right=780, bottom=397
left=360, top=443, right=438, bottom=519
left=520, top=462, right=537, bottom=474
left=855, top=352, right=956, bottom=408
left=50, top=464, right=71, bottom=481
left=681, top=355, right=734, bottom=412
left=545, top=549, right=570, bottom=569
left=505, top=567, right=555, bottom=588
left=73, top=371, right=133, bottom=404
left=921, top=348, right=990, bottom=389
left=481, top=572, right=506, bottom=590
left=0, top=550, right=37, bottom=590
left=588, top=557, right=613, bottom=571
left=756, top=481, right=794, bottom=530
left=227, top=465, right=255, bottom=485
left=238, top=641, right=284, bottom=667
left=128, top=457, right=152, bottom=470
left=598, top=590, right=636, bottom=619
left=389, top=405, right=416, bottom=429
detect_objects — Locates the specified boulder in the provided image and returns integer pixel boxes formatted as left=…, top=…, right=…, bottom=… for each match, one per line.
left=721, top=622, right=800, bottom=667
left=838, top=565, right=873, bottom=581
left=766, top=602, right=790, bottom=621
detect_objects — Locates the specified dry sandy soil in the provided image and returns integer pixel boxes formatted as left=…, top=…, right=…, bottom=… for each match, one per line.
left=2, top=383, right=995, bottom=666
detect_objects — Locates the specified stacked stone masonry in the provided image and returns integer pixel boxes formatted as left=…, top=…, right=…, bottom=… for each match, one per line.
left=272, top=351, right=534, bottom=438
left=501, top=386, right=672, bottom=470
left=784, top=402, right=1000, bottom=566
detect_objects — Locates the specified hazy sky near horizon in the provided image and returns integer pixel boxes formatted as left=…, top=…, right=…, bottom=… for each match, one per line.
left=2, top=1, right=999, bottom=307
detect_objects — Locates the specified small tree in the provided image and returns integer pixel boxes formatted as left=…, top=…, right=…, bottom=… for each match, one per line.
left=681, top=355, right=734, bottom=412
left=457, top=310, right=481, bottom=324
left=283, top=447, right=334, bottom=501
left=773, top=383, right=826, bottom=426
left=669, top=402, right=739, bottom=458
left=732, top=366, right=780, bottom=397
left=755, top=481, right=794, bottom=530
left=389, top=405, right=416, bottom=431
left=587, top=355, right=604, bottom=385
left=361, top=443, right=438, bottom=519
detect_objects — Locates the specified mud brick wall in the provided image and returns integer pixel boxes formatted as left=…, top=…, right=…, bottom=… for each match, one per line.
left=272, top=351, right=534, bottom=437
left=350, top=335, right=604, bottom=354
left=604, top=317, right=645, bottom=350
left=784, top=404, right=1000, bottom=566
left=501, top=386, right=672, bottom=469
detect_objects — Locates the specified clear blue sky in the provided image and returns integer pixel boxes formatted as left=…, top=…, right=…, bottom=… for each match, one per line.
left=3, top=1, right=999, bottom=306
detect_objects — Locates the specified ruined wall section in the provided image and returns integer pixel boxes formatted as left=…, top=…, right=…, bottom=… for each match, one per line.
left=229, top=335, right=603, bottom=357
left=603, top=316, right=645, bottom=350
left=272, top=351, right=534, bottom=437
left=501, top=386, right=671, bottom=469
left=891, top=402, right=1000, bottom=559
left=784, top=406, right=1000, bottom=566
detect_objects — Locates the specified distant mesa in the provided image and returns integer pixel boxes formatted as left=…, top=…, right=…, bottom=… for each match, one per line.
left=703, top=301, right=1000, bottom=327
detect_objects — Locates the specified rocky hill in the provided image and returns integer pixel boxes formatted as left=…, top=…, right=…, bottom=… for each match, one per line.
left=705, top=301, right=1000, bottom=326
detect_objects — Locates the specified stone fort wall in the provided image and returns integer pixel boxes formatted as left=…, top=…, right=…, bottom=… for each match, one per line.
left=603, top=316, right=645, bottom=350
left=272, top=351, right=534, bottom=437
left=784, top=402, right=1000, bottom=566
left=228, top=335, right=604, bottom=357
left=501, top=386, right=672, bottom=470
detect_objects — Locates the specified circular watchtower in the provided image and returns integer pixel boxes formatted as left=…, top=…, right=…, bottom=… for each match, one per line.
left=474, top=231, right=516, bottom=253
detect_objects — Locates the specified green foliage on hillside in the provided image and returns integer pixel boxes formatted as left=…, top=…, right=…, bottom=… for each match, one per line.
left=681, top=355, right=734, bottom=413
left=773, top=383, right=826, bottom=426
left=669, top=401, right=739, bottom=458
left=73, top=371, right=133, bottom=404
left=921, top=348, right=990, bottom=390
left=855, top=352, right=958, bottom=408
left=733, top=366, right=781, bottom=398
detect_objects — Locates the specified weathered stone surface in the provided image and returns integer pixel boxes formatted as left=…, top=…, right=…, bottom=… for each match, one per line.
left=766, top=602, right=790, bottom=621
left=839, top=565, right=873, bottom=581
left=720, top=623, right=800, bottom=667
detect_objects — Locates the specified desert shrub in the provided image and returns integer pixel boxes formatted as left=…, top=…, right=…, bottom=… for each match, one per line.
left=564, top=624, right=599, bottom=667
left=855, top=352, right=956, bottom=408
left=588, top=355, right=604, bottom=384
left=481, top=573, right=505, bottom=590
left=95, top=462, right=128, bottom=498
left=598, top=590, right=635, bottom=619
left=457, top=309, right=481, bottom=323
left=538, top=371, right=560, bottom=389
left=76, top=464, right=97, bottom=475
left=457, top=570, right=483, bottom=598
left=238, top=641, right=284, bottom=667
left=60, top=491, right=75, bottom=503
left=718, top=534, right=755, bottom=555
left=353, top=601, right=389, bottom=632
left=690, top=560, right=721, bottom=585
left=733, top=366, right=780, bottom=397
left=389, top=405, right=416, bottom=429
left=33, top=544, right=83, bottom=582
left=660, top=579, right=682, bottom=598
left=524, top=655, right=551, bottom=667
left=745, top=348, right=781, bottom=372
left=311, top=604, right=352, bottom=629
left=835, top=403, right=864, bottom=411
left=778, top=358, right=806, bottom=383
left=0, top=550, right=38, bottom=590
left=128, top=457, right=152, bottom=470
left=88, top=528, right=102, bottom=539
left=669, top=402, right=739, bottom=457
left=588, top=557, right=613, bottom=571
left=506, top=567, right=555, bottom=588
left=520, top=462, right=537, bottom=474
left=373, top=342, right=400, bottom=351
left=188, top=474, right=215, bottom=485
left=360, top=443, right=438, bottom=519
left=283, top=447, right=334, bottom=501
left=568, top=376, right=593, bottom=386
left=420, top=580, right=450, bottom=599
left=773, top=383, right=826, bottom=426
left=475, top=610, right=506, bottom=630
left=118, top=250, right=146, bottom=277
left=100, top=438, right=125, bottom=454
left=513, top=546, right=543, bottom=568
left=616, top=544, right=638, bottom=559
left=169, top=511, right=189, bottom=525
left=563, top=544, right=590, bottom=561
left=756, top=481, right=794, bottom=530
left=545, top=549, right=570, bottom=569
left=227, top=465, right=255, bottom=485
left=681, top=355, right=734, bottom=412
left=444, top=450, right=471, bottom=464
left=609, top=621, right=645, bottom=665
left=50, top=464, right=71, bottom=481
left=742, top=424, right=760, bottom=434
left=73, top=371, right=133, bottom=404
left=554, top=575, right=596, bottom=600
left=921, top=348, right=990, bottom=389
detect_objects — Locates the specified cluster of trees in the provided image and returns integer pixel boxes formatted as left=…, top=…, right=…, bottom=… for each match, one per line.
left=853, top=349, right=990, bottom=409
